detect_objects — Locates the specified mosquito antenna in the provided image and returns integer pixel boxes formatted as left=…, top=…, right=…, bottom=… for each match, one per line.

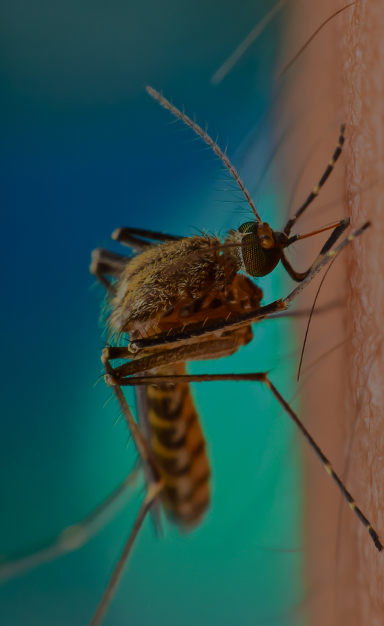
left=279, top=2, right=356, bottom=76
left=146, top=86, right=262, bottom=223
left=297, top=259, right=336, bottom=381
left=210, top=0, right=290, bottom=85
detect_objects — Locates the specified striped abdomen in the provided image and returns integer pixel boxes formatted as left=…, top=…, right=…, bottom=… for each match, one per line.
left=139, top=362, right=210, bottom=529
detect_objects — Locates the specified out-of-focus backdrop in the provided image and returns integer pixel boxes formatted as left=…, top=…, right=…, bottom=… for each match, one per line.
left=0, top=2, right=305, bottom=625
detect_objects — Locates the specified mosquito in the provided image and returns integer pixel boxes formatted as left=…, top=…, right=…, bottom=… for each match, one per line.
left=0, top=86, right=379, bottom=626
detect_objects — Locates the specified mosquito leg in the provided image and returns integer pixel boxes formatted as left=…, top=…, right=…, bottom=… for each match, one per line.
left=126, top=372, right=383, bottom=552
left=283, top=222, right=370, bottom=306
left=281, top=217, right=350, bottom=282
left=88, top=358, right=164, bottom=626
left=92, top=271, right=111, bottom=293
left=111, top=230, right=152, bottom=252
left=102, top=352, right=159, bottom=477
left=112, top=226, right=181, bottom=249
left=269, top=298, right=342, bottom=319
left=90, top=248, right=128, bottom=276
left=89, top=481, right=163, bottom=626
left=117, top=373, right=267, bottom=385
left=130, top=222, right=370, bottom=351
left=284, top=124, right=346, bottom=235
left=103, top=330, right=254, bottom=381
left=264, top=377, right=383, bottom=552
left=90, top=248, right=128, bottom=293
left=0, top=469, right=140, bottom=582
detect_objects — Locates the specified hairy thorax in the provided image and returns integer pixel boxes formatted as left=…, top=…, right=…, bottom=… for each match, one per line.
left=108, top=234, right=263, bottom=347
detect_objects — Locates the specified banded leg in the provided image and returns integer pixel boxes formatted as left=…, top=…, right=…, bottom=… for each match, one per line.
left=130, top=222, right=370, bottom=350
left=103, top=328, right=253, bottom=381
left=120, top=372, right=383, bottom=552
left=284, top=124, right=346, bottom=235
left=281, top=217, right=350, bottom=282
left=85, top=354, right=165, bottom=626
left=89, top=481, right=163, bottom=626
left=0, top=469, right=140, bottom=582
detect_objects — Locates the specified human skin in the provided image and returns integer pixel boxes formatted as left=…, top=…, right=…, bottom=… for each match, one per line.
left=280, top=0, right=384, bottom=623
left=342, top=0, right=384, bottom=623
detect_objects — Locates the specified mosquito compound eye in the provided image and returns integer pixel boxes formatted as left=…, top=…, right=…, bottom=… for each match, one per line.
left=238, top=220, right=256, bottom=234
left=242, top=236, right=267, bottom=277
left=241, top=226, right=282, bottom=278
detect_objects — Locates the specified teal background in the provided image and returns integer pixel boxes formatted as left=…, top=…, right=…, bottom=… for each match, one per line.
left=0, top=1, right=305, bottom=624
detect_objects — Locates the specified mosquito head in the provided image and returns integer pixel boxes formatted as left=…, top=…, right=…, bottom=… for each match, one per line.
left=235, top=221, right=290, bottom=278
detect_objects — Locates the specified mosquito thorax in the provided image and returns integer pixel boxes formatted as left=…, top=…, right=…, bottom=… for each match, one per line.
left=226, top=221, right=289, bottom=278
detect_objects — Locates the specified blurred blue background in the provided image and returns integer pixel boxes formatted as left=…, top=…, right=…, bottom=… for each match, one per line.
left=0, top=1, right=305, bottom=624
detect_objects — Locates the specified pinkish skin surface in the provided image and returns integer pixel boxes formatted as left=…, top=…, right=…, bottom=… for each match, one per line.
left=281, top=0, right=384, bottom=623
